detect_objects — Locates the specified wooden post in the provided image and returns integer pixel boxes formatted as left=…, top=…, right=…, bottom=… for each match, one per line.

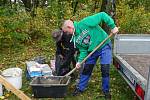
left=0, top=75, right=31, bottom=100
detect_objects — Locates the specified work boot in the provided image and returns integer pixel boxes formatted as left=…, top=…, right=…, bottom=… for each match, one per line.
left=104, top=92, right=111, bottom=100
left=72, top=88, right=83, bottom=96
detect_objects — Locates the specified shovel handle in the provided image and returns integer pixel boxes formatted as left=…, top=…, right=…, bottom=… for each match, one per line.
left=65, top=32, right=114, bottom=76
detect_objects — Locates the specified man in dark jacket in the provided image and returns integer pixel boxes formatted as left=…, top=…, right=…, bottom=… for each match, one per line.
left=52, top=29, right=76, bottom=76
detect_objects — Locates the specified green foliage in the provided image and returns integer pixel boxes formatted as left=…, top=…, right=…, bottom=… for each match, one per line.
left=1, top=0, right=149, bottom=99
left=0, top=7, right=47, bottom=47
left=0, top=7, right=30, bottom=47
left=116, top=1, right=150, bottom=34
left=0, top=0, right=149, bottom=48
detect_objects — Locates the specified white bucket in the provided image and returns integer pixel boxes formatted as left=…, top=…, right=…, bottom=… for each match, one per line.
left=0, top=84, right=2, bottom=96
left=2, top=68, right=22, bottom=89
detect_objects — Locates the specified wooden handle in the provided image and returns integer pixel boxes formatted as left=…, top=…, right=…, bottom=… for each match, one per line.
left=0, top=75, right=31, bottom=100
left=65, top=33, right=114, bottom=76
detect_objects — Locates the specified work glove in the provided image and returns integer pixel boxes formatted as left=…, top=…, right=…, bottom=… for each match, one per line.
left=111, top=27, right=119, bottom=34
left=76, top=62, right=81, bottom=70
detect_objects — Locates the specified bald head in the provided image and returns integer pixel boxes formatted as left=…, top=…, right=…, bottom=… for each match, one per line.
left=62, top=20, right=74, bottom=34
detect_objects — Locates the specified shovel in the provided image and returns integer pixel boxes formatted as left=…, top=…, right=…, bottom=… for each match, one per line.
left=59, top=32, right=115, bottom=84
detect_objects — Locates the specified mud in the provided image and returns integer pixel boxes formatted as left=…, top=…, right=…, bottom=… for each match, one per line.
left=120, top=55, right=150, bottom=80
left=33, top=77, right=69, bottom=85
left=38, top=78, right=60, bottom=84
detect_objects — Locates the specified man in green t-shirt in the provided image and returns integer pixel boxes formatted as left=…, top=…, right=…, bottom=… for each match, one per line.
left=61, top=12, right=119, bottom=99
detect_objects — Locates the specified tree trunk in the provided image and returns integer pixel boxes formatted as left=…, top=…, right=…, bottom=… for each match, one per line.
left=100, top=0, right=116, bottom=34
left=10, top=0, right=12, bottom=8
left=21, top=0, right=32, bottom=12
left=72, top=0, right=78, bottom=16
left=57, top=0, right=64, bottom=27
left=91, top=0, right=98, bottom=13
left=100, top=0, right=109, bottom=34
left=41, top=0, right=47, bottom=7
left=100, top=0, right=108, bottom=12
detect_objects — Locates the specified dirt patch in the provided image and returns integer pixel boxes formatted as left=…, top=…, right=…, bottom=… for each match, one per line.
left=31, top=76, right=70, bottom=85
left=38, top=78, right=60, bottom=84
left=120, top=55, right=150, bottom=80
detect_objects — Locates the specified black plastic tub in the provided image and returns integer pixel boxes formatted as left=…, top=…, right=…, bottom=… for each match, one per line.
left=30, top=76, right=71, bottom=98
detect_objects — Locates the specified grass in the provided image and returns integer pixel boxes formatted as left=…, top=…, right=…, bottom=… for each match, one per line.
left=0, top=36, right=136, bottom=100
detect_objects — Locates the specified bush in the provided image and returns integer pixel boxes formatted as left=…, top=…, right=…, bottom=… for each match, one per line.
left=0, top=1, right=149, bottom=48
left=0, top=7, right=31, bottom=47
left=116, top=1, right=150, bottom=34
left=0, top=7, right=48, bottom=47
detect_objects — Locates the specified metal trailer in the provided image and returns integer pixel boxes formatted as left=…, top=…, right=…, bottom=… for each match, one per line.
left=113, top=34, right=150, bottom=100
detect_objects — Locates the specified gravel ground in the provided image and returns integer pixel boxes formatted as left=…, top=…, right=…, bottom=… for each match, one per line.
left=120, top=55, right=150, bottom=80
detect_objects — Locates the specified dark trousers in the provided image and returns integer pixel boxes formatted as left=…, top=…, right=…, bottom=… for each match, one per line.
left=55, top=55, right=76, bottom=76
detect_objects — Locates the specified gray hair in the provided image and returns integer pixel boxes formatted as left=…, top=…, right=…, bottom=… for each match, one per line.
left=62, top=20, right=74, bottom=30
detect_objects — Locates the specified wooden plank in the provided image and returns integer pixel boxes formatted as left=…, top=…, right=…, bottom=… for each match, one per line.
left=0, top=75, right=31, bottom=100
